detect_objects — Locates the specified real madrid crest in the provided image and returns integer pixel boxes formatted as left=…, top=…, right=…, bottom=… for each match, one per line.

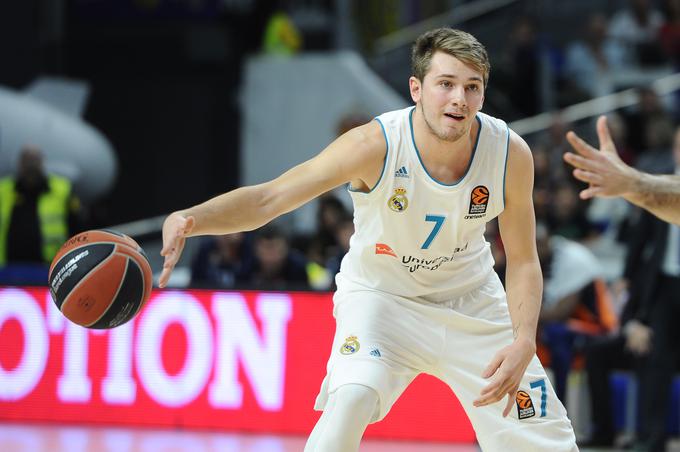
left=388, top=187, right=408, bottom=212
left=340, top=335, right=360, bottom=355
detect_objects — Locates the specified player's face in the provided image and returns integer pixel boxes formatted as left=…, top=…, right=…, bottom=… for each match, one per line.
left=410, top=51, right=485, bottom=142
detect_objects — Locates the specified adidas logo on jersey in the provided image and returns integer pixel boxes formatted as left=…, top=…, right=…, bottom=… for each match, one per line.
left=394, top=166, right=409, bottom=178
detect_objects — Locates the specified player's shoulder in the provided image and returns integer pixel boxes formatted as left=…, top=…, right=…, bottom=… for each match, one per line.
left=340, top=115, right=392, bottom=161
left=506, top=127, right=531, bottom=162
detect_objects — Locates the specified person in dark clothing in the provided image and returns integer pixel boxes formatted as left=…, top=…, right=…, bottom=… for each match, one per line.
left=190, top=232, right=254, bottom=288
left=239, top=225, right=309, bottom=290
left=583, top=135, right=680, bottom=450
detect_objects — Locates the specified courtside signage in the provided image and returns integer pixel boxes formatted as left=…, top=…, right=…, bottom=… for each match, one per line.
left=0, top=287, right=474, bottom=442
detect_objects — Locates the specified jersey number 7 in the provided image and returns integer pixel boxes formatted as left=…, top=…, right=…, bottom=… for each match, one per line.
left=422, top=215, right=446, bottom=249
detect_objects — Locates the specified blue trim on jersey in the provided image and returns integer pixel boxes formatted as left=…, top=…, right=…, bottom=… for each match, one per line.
left=348, top=118, right=389, bottom=194
left=503, top=124, right=510, bottom=208
left=409, top=107, right=482, bottom=186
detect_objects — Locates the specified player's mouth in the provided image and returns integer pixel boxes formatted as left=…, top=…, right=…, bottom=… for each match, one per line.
left=444, top=112, right=465, bottom=122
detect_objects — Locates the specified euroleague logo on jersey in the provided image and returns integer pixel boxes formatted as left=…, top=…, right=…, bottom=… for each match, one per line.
left=465, top=185, right=489, bottom=219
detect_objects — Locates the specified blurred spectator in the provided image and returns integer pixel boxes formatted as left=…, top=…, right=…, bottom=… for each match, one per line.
left=537, top=223, right=616, bottom=404
left=190, top=232, right=254, bottom=288
left=243, top=225, right=309, bottom=290
left=659, top=0, right=680, bottom=64
left=262, top=8, right=302, bottom=55
left=564, top=13, right=629, bottom=98
left=582, top=128, right=680, bottom=449
left=535, top=114, right=573, bottom=185
left=609, top=0, right=666, bottom=66
left=0, top=145, right=82, bottom=283
left=310, top=195, right=349, bottom=263
left=623, top=87, right=674, bottom=159
left=506, top=15, right=543, bottom=117
left=325, top=213, right=354, bottom=279
left=547, top=185, right=594, bottom=240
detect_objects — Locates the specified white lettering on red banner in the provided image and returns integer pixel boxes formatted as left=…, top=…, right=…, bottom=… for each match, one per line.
left=0, top=287, right=474, bottom=443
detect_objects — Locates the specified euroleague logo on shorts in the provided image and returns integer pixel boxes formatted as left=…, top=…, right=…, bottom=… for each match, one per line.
left=515, top=390, right=536, bottom=419
left=465, top=185, right=489, bottom=219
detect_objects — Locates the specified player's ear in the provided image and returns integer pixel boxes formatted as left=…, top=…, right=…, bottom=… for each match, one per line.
left=409, top=76, right=421, bottom=103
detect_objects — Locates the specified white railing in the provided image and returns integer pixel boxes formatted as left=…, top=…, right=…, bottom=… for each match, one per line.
left=510, top=70, right=680, bottom=136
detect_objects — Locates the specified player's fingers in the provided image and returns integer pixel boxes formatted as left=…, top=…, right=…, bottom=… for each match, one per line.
left=502, top=393, right=515, bottom=417
left=482, top=354, right=504, bottom=379
left=159, top=267, right=172, bottom=288
left=596, top=116, right=617, bottom=154
left=563, top=152, right=600, bottom=172
left=479, top=378, right=502, bottom=397
left=579, top=186, right=605, bottom=200
left=572, top=169, right=603, bottom=185
left=160, top=238, right=177, bottom=256
left=565, top=131, right=598, bottom=158
left=183, top=216, right=196, bottom=235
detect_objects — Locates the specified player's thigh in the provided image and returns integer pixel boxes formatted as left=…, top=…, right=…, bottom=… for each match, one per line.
left=437, top=349, right=576, bottom=452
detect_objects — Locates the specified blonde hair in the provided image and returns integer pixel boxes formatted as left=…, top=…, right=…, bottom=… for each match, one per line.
left=411, top=28, right=490, bottom=86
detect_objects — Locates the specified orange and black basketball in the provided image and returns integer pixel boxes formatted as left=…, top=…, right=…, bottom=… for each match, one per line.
left=471, top=186, right=489, bottom=205
left=48, top=230, right=153, bottom=329
left=515, top=390, right=533, bottom=409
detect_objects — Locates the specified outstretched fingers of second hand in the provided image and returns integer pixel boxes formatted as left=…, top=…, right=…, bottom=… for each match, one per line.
left=566, top=131, right=597, bottom=158
left=502, top=393, right=516, bottom=417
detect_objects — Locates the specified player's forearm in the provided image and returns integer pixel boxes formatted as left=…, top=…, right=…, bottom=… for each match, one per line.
left=624, top=173, right=680, bottom=225
left=178, top=184, right=277, bottom=236
left=504, top=260, right=542, bottom=345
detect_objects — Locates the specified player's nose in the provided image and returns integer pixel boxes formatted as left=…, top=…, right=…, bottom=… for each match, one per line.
left=449, top=86, right=467, bottom=107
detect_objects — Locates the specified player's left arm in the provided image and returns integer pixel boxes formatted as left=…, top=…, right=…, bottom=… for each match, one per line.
left=473, top=130, right=541, bottom=417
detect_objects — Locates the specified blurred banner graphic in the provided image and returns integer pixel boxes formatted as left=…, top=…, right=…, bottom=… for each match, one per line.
left=0, top=287, right=475, bottom=443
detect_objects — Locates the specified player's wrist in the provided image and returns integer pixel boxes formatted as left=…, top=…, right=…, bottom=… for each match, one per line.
left=513, top=335, right=536, bottom=352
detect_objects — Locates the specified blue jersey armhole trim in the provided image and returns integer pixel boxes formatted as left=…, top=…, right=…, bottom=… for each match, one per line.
left=348, top=117, right=389, bottom=194
left=503, top=124, right=510, bottom=208
left=409, top=107, right=482, bottom=186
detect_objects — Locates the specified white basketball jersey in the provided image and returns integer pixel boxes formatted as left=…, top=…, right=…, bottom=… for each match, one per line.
left=337, top=106, right=510, bottom=298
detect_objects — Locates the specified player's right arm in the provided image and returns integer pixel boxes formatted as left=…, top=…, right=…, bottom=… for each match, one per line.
left=159, top=120, right=387, bottom=288
left=565, top=115, right=680, bottom=225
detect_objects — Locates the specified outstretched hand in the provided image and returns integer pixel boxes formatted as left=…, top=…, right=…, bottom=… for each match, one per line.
left=564, top=115, right=639, bottom=199
left=159, top=212, right=195, bottom=288
left=473, top=338, right=535, bottom=417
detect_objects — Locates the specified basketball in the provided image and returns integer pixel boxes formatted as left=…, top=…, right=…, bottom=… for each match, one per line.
left=48, top=229, right=153, bottom=329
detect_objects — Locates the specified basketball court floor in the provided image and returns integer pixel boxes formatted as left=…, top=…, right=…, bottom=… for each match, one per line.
left=5, top=422, right=680, bottom=451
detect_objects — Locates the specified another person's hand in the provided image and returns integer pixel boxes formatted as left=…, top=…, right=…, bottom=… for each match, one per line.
left=159, top=212, right=195, bottom=288
left=564, top=116, right=640, bottom=199
left=473, top=337, right=536, bottom=417
left=623, top=319, right=653, bottom=356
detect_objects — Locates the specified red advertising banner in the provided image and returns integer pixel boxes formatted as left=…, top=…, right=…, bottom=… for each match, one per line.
left=0, top=287, right=475, bottom=442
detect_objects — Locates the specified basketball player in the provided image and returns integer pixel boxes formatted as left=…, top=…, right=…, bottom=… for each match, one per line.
left=160, top=28, right=577, bottom=451
left=566, top=115, right=680, bottom=225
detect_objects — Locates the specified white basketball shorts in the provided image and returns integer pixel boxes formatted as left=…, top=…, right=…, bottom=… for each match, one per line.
left=314, top=272, right=578, bottom=452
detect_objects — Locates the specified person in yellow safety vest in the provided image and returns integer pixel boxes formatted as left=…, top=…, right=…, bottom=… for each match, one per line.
left=0, top=145, right=80, bottom=266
